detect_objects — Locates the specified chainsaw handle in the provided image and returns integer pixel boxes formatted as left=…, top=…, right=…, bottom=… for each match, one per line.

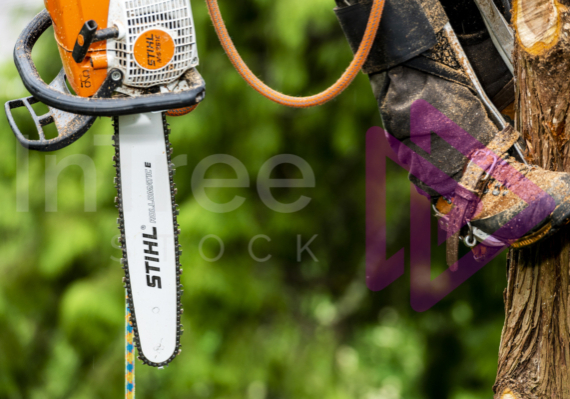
left=5, top=69, right=97, bottom=152
left=5, top=96, right=95, bottom=152
left=13, top=10, right=206, bottom=117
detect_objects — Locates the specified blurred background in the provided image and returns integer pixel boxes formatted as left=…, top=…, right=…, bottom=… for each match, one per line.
left=0, top=0, right=508, bottom=398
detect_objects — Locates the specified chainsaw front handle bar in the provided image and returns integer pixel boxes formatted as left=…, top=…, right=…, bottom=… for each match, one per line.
left=13, top=9, right=206, bottom=117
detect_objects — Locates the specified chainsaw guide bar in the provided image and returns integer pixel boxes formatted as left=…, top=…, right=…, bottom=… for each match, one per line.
left=113, top=113, right=183, bottom=368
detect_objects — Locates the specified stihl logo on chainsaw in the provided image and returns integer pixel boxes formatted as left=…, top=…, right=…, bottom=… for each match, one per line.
left=145, top=34, right=161, bottom=67
left=143, top=161, right=161, bottom=289
left=143, top=227, right=162, bottom=289
left=134, top=29, right=175, bottom=71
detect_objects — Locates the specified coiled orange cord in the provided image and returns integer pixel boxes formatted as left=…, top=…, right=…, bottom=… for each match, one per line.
left=204, top=0, right=385, bottom=108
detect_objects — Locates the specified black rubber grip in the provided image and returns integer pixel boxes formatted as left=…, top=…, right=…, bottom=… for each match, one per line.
left=72, top=20, right=98, bottom=63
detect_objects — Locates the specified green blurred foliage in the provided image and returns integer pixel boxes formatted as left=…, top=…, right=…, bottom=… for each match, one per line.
left=0, top=1, right=508, bottom=398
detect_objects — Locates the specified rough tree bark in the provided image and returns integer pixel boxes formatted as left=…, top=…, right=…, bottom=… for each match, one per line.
left=494, top=1, right=570, bottom=398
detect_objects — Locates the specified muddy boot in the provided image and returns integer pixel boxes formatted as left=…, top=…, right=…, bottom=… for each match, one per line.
left=334, top=0, right=570, bottom=266
left=432, top=125, right=570, bottom=267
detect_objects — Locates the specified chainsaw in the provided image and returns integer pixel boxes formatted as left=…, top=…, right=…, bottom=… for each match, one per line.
left=5, top=0, right=386, bottom=369
left=5, top=0, right=206, bottom=367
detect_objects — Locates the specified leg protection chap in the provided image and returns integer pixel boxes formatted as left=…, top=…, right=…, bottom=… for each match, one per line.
left=334, top=0, right=514, bottom=198
left=334, top=0, right=448, bottom=74
left=371, top=67, right=496, bottom=198
left=335, top=0, right=514, bottom=108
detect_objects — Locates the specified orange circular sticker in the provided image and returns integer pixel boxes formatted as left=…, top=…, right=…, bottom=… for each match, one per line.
left=133, top=29, right=175, bottom=70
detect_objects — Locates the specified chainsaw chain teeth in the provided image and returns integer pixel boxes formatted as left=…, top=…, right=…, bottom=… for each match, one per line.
left=113, top=113, right=184, bottom=368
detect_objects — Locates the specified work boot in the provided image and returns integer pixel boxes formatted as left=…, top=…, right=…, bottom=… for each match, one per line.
left=433, top=125, right=570, bottom=267
left=334, top=0, right=570, bottom=265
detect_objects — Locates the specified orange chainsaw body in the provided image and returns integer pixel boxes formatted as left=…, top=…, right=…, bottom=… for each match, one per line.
left=44, top=0, right=110, bottom=97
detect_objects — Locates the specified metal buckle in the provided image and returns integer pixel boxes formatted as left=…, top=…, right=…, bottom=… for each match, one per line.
left=464, top=221, right=477, bottom=247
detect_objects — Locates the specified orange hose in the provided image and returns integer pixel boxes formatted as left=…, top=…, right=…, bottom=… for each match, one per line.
left=204, top=0, right=385, bottom=108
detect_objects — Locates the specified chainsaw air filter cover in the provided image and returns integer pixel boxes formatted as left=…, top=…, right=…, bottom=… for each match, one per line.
left=109, top=0, right=199, bottom=89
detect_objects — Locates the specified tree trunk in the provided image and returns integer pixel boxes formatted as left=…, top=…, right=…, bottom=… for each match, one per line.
left=494, top=1, right=570, bottom=398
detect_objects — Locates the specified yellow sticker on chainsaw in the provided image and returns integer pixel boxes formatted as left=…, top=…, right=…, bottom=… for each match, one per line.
left=134, top=29, right=176, bottom=70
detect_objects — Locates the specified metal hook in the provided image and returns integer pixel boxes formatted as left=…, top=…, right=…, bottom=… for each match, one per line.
left=432, top=204, right=445, bottom=218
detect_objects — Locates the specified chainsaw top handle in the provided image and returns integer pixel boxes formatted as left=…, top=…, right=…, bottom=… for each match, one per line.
left=14, top=9, right=205, bottom=117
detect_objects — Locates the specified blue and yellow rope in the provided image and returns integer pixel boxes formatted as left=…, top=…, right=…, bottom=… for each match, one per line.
left=126, top=294, right=135, bottom=399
